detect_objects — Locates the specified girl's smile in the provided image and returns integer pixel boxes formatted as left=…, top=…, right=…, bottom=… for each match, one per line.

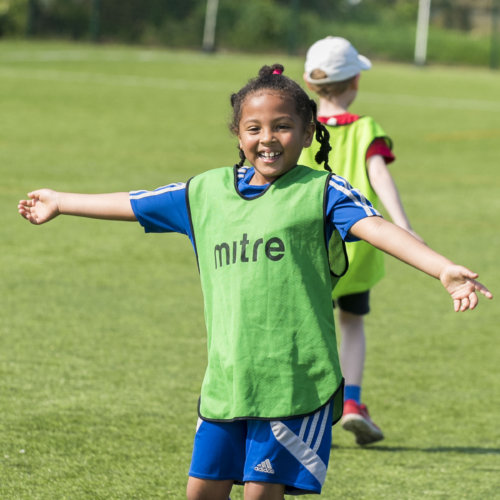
left=238, top=91, right=314, bottom=186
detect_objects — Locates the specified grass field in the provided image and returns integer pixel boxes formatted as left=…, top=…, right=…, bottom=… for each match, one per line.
left=1, top=40, right=499, bottom=499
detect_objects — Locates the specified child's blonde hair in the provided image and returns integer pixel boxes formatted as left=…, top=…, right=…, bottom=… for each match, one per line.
left=307, top=69, right=356, bottom=98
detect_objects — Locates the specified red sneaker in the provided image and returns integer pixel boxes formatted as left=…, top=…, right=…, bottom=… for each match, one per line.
left=341, top=399, right=384, bottom=445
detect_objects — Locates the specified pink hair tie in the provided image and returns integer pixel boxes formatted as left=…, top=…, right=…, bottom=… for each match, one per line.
left=272, top=68, right=283, bottom=75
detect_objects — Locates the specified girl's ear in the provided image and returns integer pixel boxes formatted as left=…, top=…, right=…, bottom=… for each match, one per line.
left=303, top=122, right=315, bottom=148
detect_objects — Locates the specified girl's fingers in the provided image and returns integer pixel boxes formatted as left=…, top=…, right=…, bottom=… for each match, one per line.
left=464, top=268, right=478, bottom=280
left=18, top=199, right=40, bottom=224
left=474, top=281, right=493, bottom=299
left=468, top=293, right=478, bottom=310
left=453, top=283, right=489, bottom=312
left=18, top=198, right=36, bottom=208
left=460, top=296, right=469, bottom=312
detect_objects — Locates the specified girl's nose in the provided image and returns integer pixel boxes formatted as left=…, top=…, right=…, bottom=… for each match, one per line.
left=260, top=128, right=275, bottom=144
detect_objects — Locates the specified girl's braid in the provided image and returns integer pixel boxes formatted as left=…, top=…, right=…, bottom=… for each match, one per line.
left=310, top=99, right=332, bottom=172
left=234, top=147, right=246, bottom=169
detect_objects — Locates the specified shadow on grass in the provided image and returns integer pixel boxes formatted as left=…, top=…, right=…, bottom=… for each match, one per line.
left=333, top=444, right=500, bottom=455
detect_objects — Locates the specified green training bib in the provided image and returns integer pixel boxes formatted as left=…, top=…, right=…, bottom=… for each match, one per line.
left=187, top=165, right=344, bottom=422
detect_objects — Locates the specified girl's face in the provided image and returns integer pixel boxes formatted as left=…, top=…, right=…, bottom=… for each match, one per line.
left=238, top=91, right=314, bottom=186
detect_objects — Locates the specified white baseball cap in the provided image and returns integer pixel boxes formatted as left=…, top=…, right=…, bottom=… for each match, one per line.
left=304, top=36, right=371, bottom=84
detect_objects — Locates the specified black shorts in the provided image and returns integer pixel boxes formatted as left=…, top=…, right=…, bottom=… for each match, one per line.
left=333, top=291, right=370, bottom=316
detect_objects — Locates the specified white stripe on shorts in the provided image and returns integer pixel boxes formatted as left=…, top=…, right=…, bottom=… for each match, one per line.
left=313, top=405, right=330, bottom=453
left=305, top=410, right=320, bottom=447
left=270, top=404, right=330, bottom=486
left=195, top=417, right=203, bottom=432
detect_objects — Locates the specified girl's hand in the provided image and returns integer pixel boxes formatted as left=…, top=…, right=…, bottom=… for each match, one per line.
left=18, top=189, right=60, bottom=225
left=439, top=265, right=493, bottom=312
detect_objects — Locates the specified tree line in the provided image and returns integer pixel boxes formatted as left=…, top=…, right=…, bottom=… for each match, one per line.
left=0, top=0, right=496, bottom=67
left=0, top=0, right=418, bottom=53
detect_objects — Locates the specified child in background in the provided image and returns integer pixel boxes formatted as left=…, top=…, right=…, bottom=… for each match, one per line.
left=300, top=36, right=421, bottom=445
left=19, top=64, right=491, bottom=500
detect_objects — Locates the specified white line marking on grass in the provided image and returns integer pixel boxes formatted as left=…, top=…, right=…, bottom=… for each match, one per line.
left=1, top=63, right=499, bottom=112
left=0, top=66, right=231, bottom=92
left=0, top=48, right=204, bottom=63
left=362, top=90, right=500, bottom=113
left=1, top=49, right=105, bottom=62
left=425, top=129, right=500, bottom=141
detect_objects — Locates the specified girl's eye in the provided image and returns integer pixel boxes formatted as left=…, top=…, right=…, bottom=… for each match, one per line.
left=277, top=124, right=291, bottom=130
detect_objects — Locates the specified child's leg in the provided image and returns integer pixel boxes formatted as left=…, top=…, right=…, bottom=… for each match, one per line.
left=338, top=308, right=366, bottom=386
left=186, top=477, right=233, bottom=500
left=336, top=292, right=383, bottom=445
left=244, top=481, right=285, bottom=500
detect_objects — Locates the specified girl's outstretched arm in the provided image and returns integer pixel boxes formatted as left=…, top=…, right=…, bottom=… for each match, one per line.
left=18, top=189, right=136, bottom=225
left=349, top=216, right=493, bottom=312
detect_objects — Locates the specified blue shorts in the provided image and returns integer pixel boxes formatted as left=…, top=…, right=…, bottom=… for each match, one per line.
left=189, top=402, right=333, bottom=495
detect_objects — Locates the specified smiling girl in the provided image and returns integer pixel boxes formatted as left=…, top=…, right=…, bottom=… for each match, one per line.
left=18, top=64, right=491, bottom=500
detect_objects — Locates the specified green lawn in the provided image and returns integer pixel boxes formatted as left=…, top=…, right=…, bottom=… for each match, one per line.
left=1, top=41, right=499, bottom=499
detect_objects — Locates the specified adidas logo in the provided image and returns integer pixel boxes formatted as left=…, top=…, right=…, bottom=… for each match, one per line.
left=254, top=458, right=275, bottom=474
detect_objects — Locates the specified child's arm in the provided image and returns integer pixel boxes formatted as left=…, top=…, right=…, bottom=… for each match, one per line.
left=349, top=216, right=493, bottom=312
left=18, top=189, right=136, bottom=224
left=367, top=155, right=422, bottom=240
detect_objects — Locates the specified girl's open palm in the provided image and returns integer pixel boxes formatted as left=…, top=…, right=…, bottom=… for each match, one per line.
left=18, top=189, right=59, bottom=225
left=440, top=264, right=493, bottom=312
